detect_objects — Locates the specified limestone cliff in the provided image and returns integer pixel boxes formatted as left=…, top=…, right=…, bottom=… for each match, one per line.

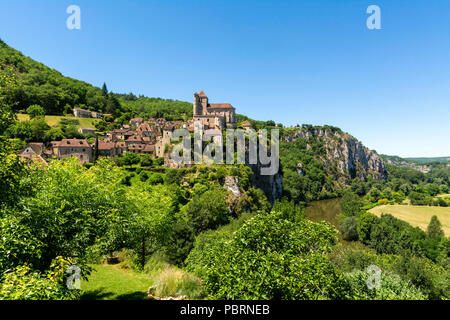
left=282, top=126, right=387, bottom=185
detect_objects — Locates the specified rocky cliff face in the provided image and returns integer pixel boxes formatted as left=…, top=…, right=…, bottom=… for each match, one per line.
left=283, top=127, right=387, bottom=184
left=248, top=163, right=283, bottom=204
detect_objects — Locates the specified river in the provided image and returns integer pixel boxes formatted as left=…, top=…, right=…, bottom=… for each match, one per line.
left=304, top=198, right=342, bottom=228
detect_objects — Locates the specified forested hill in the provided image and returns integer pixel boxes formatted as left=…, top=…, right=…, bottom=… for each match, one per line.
left=0, top=39, right=191, bottom=119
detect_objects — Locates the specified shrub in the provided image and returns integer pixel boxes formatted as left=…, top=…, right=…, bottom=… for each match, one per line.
left=339, top=216, right=359, bottom=241
left=344, top=270, right=426, bottom=300
left=26, top=105, right=45, bottom=118
left=357, top=213, right=379, bottom=244
left=186, top=210, right=349, bottom=300
left=185, top=188, right=230, bottom=234
left=340, top=190, right=363, bottom=217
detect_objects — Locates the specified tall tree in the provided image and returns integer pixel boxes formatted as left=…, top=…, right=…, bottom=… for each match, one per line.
left=427, top=215, right=444, bottom=239
left=101, top=82, right=108, bottom=96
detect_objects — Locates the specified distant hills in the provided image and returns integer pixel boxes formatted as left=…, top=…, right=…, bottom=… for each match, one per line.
left=405, top=157, right=450, bottom=164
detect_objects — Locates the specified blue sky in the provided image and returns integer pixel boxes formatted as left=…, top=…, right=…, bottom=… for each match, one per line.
left=0, top=0, right=449, bottom=157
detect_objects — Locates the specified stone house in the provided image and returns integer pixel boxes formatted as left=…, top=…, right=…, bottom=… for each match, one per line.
left=98, top=141, right=116, bottom=157
left=78, top=127, right=96, bottom=135
left=57, top=139, right=92, bottom=164
left=73, top=108, right=92, bottom=118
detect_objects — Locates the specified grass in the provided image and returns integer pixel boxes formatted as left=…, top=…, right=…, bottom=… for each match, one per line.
left=369, top=204, right=450, bottom=236
left=80, top=255, right=205, bottom=300
left=80, top=264, right=152, bottom=300
left=16, top=113, right=96, bottom=128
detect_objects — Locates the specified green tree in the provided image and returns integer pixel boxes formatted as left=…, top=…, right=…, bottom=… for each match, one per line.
left=340, top=190, right=363, bottom=217
left=101, top=82, right=108, bottom=96
left=185, top=188, right=230, bottom=234
left=26, top=104, right=45, bottom=119
left=339, top=216, right=359, bottom=241
left=186, top=210, right=348, bottom=299
left=427, top=215, right=444, bottom=239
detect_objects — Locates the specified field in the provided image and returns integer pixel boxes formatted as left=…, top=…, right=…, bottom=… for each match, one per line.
left=369, top=204, right=450, bottom=236
left=80, top=264, right=152, bottom=300
left=16, top=113, right=97, bottom=128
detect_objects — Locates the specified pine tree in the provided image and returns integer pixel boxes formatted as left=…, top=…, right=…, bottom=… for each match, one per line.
left=102, top=82, right=108, bottom=96
left=427, top=215, right=444, bottom=238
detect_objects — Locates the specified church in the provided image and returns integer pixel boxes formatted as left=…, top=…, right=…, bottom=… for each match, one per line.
left=192, top=91, right=237, bottom=129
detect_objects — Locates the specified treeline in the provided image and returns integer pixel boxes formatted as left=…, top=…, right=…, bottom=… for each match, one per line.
left=336, top=190, right=449, bottom=299
left=349, top=164, right=450, bottom=206
left=0, top=40, right=193, bottom=121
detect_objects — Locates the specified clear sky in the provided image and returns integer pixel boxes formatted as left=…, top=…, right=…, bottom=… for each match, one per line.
left=0, top=0, right=449, bottom=157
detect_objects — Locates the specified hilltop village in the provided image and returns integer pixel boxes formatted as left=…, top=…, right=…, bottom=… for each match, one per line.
left=18, top=91, right=252, bottom=165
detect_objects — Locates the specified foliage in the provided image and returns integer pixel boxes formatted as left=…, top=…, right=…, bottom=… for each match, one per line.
left=26, top=104, right=45, bottom=118
left=0, top=257, right=80, bottom=300
left=184, top=188, right=231, bottom=235
left=339, top=216, right=359, bottom=241
left=344, top=270, right=426, bottom=300
left=186, top=209, right=349, bottom=300
left=340, top=190, right=363, bottom=217
left=427, top=215, right=444, bottom=239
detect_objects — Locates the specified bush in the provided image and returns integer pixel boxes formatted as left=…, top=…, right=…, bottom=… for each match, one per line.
left=340, top=190, right=363, bottom=217
left=339, top=216, right=359, bottom=241
left=26, top=105, right=45, bottom=118
left=186, top=210, right=349, bottom=300
left=357, top=213, right=379, bottom=244
left=148, top=173, right=164, bottom=185
left=185, top=188, right=231, bottom=234
left=344, top=270, right=426, bottom=300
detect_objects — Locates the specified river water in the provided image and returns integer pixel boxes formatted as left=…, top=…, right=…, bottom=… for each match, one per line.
left=304, top=198, right=342, bottom=228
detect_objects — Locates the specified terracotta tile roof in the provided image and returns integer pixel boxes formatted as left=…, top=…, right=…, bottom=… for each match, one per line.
left=58, top=139, right=90, bottom=148
left=241, top=120, right=252, bottom=127
left=126, top=136, right=142, bottom=142
left=143, top=144, right=155, bottom=152
left=198, top=90, right=207, bottom=97
left=98, top=141, right=115, bottom=150
left=137, top=123, right=152, bottom=132
left=27, top=142, right=44, bottom=154
left=208, top=103, right=234, bottom=110
left=128, top=144, right=145, bottom=151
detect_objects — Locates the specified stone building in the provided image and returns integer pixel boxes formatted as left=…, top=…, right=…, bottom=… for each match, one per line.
left=73, top=108, right=92, bottom=118
left=193, top=91, right=236, bottom=129
left=57, top=139, right=92, bottom=164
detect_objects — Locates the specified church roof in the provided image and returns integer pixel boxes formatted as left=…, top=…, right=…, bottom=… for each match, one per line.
left=208, top=103, right=235, bottom=110
left=198, top=90, right=207, bottom=97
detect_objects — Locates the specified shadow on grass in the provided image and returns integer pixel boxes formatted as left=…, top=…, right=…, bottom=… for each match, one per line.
left=80, top=288, right=148, bottom=300
left=115, top=291, right=149, bottom=300
left=80, top=288, right=116, bottom=300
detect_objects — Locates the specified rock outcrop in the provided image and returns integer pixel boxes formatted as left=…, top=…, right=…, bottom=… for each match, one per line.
left=283, top=127, right=387, bottom=184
